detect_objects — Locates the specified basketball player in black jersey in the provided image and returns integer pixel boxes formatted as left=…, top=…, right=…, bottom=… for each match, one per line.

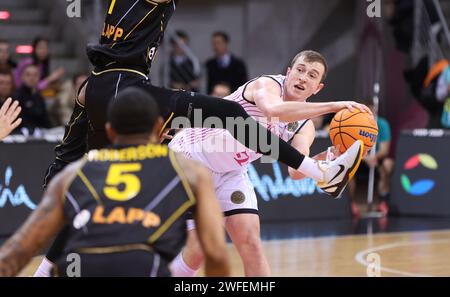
left=43, top=0, right=369, bottom=189
left=36, top=0, right=367, bottom=276
left=0, top=88, right=230, bottom=277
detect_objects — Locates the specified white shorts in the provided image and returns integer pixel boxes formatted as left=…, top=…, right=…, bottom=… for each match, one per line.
left=186, top=169, right=258, bottom=231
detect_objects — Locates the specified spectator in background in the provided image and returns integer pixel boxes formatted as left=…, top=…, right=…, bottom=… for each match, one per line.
left=210, top=81, right=231, bottom=98
left=348, top=101, right=394, bottom=216
left=435, top=64, right=450, bottom=128
left=13, top=64, right=52, bottom=134
left=206, top=31, right=248, bottom=94
left=14, top=37, right=64, bottom=93
left=51, top=73, right=88, bottom=125
left=169, top=31, right=200, bottom=92
left=0, top=71, right=15, bottom=104
left=405, top=57, right=450, bottom=129
left=0, top=40, right=17, bottom=73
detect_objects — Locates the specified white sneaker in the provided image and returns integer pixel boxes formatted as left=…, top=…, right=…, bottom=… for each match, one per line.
left=316, top=140, right=363, bottom=198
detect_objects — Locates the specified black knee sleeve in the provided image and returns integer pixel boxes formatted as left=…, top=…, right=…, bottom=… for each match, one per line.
left=171, top=91, right=305, bottom=169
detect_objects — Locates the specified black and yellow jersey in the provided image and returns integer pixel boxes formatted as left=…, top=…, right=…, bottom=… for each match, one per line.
left=56, top=143, right=194, bottom=276
left=87, top=0, right=178, bottom=72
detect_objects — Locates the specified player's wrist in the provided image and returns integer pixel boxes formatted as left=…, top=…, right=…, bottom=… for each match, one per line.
left=329, top=102, right=340, bottom=113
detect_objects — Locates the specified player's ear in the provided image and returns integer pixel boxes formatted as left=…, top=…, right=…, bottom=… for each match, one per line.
left=152, top=116, right=164, bottom=137
left=313, top=83, right=324, bottom=95
left=286, top=67, right=291, bottom=76
left=105, top=122, right=117, bottom=143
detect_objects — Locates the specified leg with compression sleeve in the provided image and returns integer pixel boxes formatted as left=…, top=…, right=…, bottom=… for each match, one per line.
left=143, top=84, right=305, bottom=169
left=173, top=90, right=305, bottom=169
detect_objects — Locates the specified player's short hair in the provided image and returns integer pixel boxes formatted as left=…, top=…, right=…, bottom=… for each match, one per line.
left=212, top=31, right=230, bottom=43
left=290, top=50, right=328, bottom=82
left=107, top=87, right=160, bottom=135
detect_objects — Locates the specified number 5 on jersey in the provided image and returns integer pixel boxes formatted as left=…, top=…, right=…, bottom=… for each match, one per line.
left=103, top=163, right=142, bottom=201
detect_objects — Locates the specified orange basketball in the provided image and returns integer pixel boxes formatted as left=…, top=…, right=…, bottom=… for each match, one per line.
left=329, top=109, right=378, bottom=155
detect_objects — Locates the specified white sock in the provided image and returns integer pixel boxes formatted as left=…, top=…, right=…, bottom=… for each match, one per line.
left=33, top=257, right=53, bottom=277
left=169, top=253, right=198, bottom=277
left=298, top=156, right=324, bottom=182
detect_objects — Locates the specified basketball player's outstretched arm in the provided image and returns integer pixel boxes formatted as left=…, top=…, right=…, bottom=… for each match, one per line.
left=251, top=78, right=371, bottom=123
left=175, top=153, right=231, bottom=277
left=0, top=98, right=22, bottom=140
left=0, top=162, right=80, bottom=276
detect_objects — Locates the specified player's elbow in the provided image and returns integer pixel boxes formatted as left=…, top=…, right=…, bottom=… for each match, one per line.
left=261, top=103, right=283, bottom=119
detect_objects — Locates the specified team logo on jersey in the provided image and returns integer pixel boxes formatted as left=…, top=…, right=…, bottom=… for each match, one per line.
left=231, top=191, right=246, bottom=204
left=287, top=122, right=299, bottom=132
left=148, top=46, right=157, bottom=62
left=234, top=152, right=250, bottom=166
left=92, top=206, right=161, bottom=228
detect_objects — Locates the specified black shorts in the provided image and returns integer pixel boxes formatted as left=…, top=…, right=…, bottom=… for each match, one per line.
left=86, top=69, right=149, bottom=150
left=53, top=249, right=170, bottom=277
left=85, top=67, right=182, bottom=150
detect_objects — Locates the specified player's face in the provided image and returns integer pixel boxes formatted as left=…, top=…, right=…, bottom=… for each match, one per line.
left=285, top=56, right=324, bottom=101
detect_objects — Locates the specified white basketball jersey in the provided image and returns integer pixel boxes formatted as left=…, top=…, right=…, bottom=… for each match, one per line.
left=169, top=75, right=309, bottom=173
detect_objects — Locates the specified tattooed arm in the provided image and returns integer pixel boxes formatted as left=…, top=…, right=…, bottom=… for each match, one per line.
left=0, top=160, right=82, bottom=276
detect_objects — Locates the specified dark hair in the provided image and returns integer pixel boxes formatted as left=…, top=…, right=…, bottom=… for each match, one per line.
left=213, top=81, right=231, bottom=90
left=212, top=31, right=230, bottom=43
left=290, top=50, right=328, bottom=82
left=0, top=39, right=9, bottom=45
left=31, top=36, right=50, bottom=79
left=107, top=87, right=160, bottom=135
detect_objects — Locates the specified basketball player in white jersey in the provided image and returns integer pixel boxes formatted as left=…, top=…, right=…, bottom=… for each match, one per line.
left=169, top=50, right=366, bottom=276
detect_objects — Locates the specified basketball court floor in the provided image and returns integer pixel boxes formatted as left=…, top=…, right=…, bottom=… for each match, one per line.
left=17, top=216, right=450, bottom=277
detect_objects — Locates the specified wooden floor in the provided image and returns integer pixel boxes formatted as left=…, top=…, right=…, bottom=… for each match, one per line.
left=19, top=229, right=450, bottom=277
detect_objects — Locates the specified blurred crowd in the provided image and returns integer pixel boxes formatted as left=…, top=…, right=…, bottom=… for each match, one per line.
left=0, top=30, right=248, bottom=137
left=0, top=37, right=87, bottom=137
left=1, top=15, right=449, bottom=218
left=167, top=30, right=246, bottom=97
